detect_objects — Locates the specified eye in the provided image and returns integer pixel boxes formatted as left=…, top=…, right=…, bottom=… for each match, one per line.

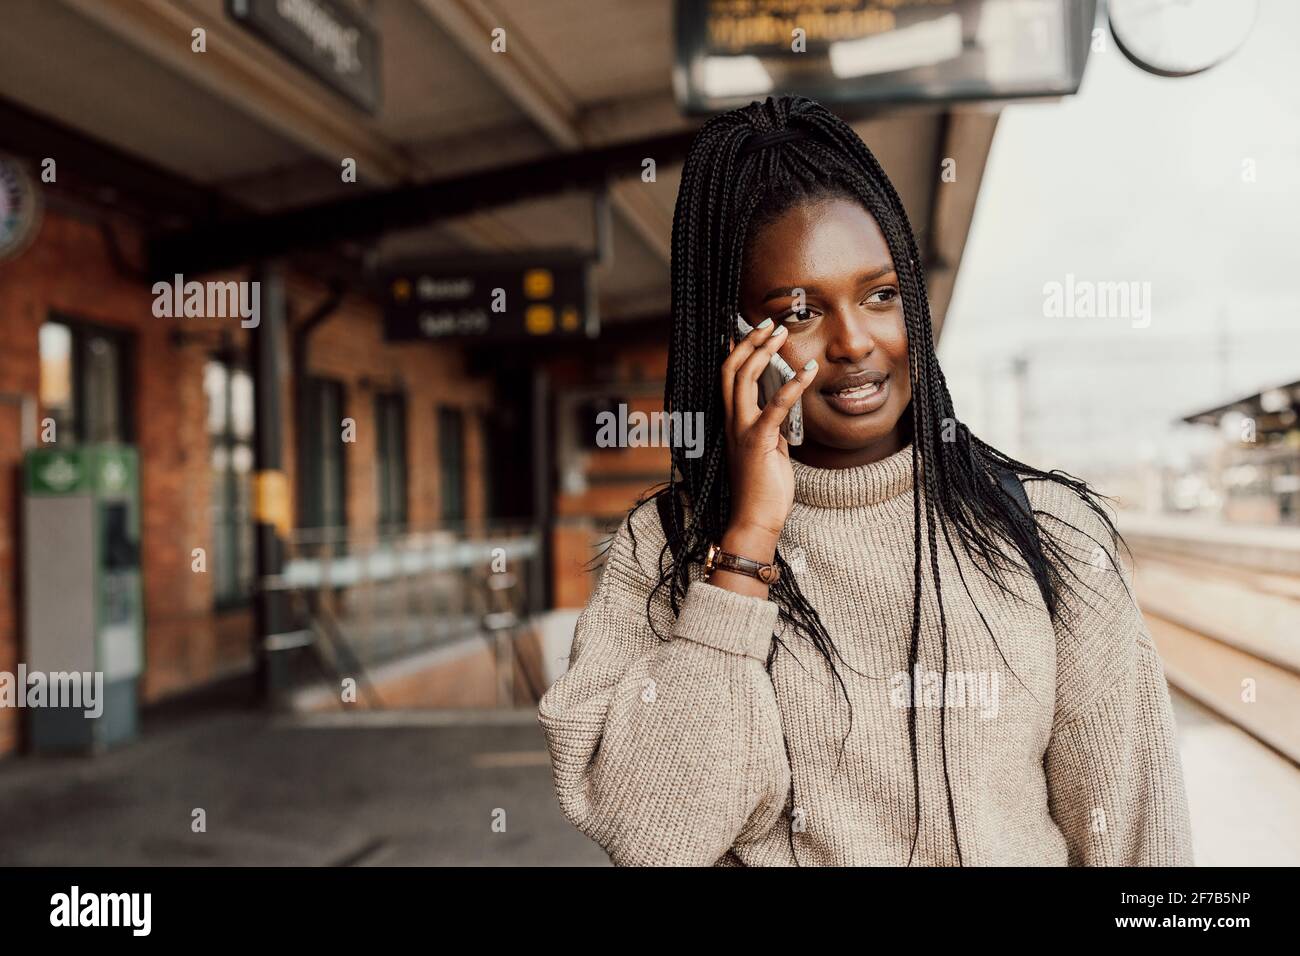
left=779, top=306, right=819, bottom=325
left=865, top=286, right=899, bottom=305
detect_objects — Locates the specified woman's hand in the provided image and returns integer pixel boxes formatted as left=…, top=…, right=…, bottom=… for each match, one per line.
left=715, top=318, right=817, bottom=595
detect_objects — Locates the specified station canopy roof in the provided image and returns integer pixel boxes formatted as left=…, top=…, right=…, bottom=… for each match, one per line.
left=0, top=0, right=997, bottom=331
left=1183, top=378, right=1300, bottom=433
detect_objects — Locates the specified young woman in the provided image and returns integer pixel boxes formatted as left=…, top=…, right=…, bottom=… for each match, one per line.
left=538, top=95, right=1193, bottom=867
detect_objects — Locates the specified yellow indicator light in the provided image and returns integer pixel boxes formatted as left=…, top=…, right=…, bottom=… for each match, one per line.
left=523, top=268, right=553, bottom=299
left=526, top=304, right=555, bottom=334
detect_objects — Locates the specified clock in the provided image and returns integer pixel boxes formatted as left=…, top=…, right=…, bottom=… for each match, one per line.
left=0, top=155, right=42, bottom=263
left=1108, top=0, right=1259, bottom=78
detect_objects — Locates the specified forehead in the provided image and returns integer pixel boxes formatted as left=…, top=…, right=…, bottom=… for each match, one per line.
left=743, top=196, right=893, bottom=287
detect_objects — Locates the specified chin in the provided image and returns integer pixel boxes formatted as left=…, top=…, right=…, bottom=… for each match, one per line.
left=805, top=402, right=905, bottom=450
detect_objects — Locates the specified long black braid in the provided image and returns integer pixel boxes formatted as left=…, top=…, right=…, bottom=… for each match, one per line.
left=625, top=95, right=1129, bottom=866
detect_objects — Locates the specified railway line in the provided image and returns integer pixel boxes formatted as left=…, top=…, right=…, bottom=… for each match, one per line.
left=1123, top=518, right=1300, bottom=767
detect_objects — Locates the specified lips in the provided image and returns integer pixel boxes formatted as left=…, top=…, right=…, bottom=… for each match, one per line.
left=821, top=369, right=890, bottom=415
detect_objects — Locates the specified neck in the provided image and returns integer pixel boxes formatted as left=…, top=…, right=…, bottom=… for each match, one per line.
left=791, top=438, right=915, bottom=509
left=791, top=419, right=911, bottom=469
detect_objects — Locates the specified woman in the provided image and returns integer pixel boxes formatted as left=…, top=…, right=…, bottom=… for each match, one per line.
left=537, top=95, right=1193, bottom=867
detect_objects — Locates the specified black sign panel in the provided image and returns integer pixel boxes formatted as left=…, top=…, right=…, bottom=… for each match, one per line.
left=674, top=0, right=1097, bottom=115
left=226, top=0, right=381, bottom=114
left=381, top=256, right=598, bottom=343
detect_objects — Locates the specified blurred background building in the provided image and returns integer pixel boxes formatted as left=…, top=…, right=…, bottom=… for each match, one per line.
left=0, top=0, right=1004, bottom=737
left=0, top=0, right=1295, bottom=866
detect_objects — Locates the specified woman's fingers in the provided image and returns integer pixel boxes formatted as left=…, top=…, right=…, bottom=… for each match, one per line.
left=754, top=359, right=817, bottom=436
left=733, top=322, right=789, bottom=427
left=721, top=318, right=778, bottom=422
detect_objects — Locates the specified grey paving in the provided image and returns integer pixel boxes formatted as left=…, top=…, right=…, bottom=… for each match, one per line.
left=0, top=704, right=608, bottom=867
left=1171, top=689, right=1300, bottom=866
left=0, top=686, right=1291, bottom=866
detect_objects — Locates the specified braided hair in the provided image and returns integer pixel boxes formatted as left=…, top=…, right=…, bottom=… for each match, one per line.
left=628, top=95, right=1128, bottom=866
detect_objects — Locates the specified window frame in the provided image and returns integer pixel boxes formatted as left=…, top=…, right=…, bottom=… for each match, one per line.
left=41, top=313, right=135, bottom=446
left=297, top=376, right=349, bottom=534
left=205, top=354, right=256, bottom=610
left=437, top=404, right=467, bottom=526
left=374, top=390, right=409, bottom=533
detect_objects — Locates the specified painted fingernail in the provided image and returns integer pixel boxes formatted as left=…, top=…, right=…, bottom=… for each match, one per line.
left=757, top=318, right=773, bottom=329
left=804, top=360, right=818, bottom=371
left=771, top=324, right=787, bottom=336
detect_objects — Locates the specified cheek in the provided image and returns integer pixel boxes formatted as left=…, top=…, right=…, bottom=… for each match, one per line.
left=893, top=371, right=913, bottom=408
left=776, top=335, right=819, bottom=372
left=884, top=318, right=910, bottom=370
left=881, top=315, right=911, bottom=402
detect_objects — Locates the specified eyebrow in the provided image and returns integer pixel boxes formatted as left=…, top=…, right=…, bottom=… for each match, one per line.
left=759, top=265, right=897, bottom=302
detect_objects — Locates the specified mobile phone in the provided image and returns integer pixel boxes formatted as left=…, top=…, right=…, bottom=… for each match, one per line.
left=735, top=314, right=803, bottom=446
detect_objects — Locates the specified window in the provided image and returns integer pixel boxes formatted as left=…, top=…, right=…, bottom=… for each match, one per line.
left=374, top=392, right=407, bottom=531
left=204, top=359, right=255, bottom=605
left=299, top=377, right=347, bottom=531
left=39, top=318, right=132, bottom=445
left=438, top=406, right=466, bottom=525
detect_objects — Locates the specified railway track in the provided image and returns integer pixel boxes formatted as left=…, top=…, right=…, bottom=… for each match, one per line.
left=1132, top=547, right=1300, bottom=767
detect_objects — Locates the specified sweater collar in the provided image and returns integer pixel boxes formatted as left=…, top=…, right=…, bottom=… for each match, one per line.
left=791, top=442, right=916, bottom=509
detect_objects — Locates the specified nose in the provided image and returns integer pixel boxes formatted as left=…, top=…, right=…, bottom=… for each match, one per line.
left=822, top=308, right=876, bottom=364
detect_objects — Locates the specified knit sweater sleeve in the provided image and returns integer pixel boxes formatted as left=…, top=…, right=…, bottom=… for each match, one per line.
left=1032, top=482, right=1195, bottom=866
left=536, top=503, right=792, bottom=866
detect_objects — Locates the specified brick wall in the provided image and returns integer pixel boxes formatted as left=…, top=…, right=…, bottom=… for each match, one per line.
left=0, top=208, right=495, bottom=754
left=548, top=340, right=671, bottom=609
left=296, top=275, right=491, bottom=534
left=0, top=209, right=219, bottom=738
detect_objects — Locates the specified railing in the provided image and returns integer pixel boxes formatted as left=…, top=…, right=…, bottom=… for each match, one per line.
left=263, top=523, right=544, bottom=707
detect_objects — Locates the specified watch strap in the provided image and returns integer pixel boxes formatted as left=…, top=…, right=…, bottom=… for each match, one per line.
left=705, top=543, right=780, bottom=585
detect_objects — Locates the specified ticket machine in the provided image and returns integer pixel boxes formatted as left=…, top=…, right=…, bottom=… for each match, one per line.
left=22, top=445, right=144, bottom=753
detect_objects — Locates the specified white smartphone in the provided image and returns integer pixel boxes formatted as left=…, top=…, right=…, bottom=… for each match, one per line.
left=735, top=314, right=803, bottom=446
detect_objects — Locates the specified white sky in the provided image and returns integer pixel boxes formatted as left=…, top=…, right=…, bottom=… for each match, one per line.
left=937, top=0, right=1300, bottom=476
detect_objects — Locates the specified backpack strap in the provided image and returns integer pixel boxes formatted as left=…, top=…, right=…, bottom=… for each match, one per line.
left=992, top=465, right=1049, bottom=579
left=993, top=465, right=1032, bottom=520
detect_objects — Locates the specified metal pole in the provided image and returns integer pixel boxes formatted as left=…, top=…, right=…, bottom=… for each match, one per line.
left=250, top=264, right=294, bottom=709
left=530, top=367, right=552, bottom=617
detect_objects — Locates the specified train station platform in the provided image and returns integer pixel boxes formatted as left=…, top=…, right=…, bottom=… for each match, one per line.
left=0, top=695, right=604, bottom=867
left=0, top=682, right=1293, bottom=867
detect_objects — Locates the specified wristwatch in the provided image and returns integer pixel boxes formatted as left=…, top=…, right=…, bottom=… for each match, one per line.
left=704, top=542, right=781, bottom=585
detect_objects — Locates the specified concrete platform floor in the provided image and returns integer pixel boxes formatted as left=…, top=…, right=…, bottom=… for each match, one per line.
left=0, top=684, right=1293, bottom=866
left=0, top=699, right=607, bottom=866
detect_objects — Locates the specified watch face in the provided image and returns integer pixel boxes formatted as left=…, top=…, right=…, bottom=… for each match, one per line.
left=1109, top=0, right=1259, bottom=78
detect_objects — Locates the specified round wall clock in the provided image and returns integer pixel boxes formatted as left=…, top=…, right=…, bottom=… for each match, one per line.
left=1109, top=0, right=1259, bottom=78
left=0, top=154, right=42, bottom=262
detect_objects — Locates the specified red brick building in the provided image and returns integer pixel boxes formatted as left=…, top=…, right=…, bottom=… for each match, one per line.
left=0, top=0, right=994, bottom=756
left=0, top=204, right=496, bottom=754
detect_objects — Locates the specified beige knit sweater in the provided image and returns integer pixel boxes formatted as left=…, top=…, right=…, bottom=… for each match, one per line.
left=537, top=443, right=1194, bottom=866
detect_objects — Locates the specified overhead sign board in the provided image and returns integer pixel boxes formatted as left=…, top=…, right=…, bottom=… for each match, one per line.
left=674, top=0, right=1097, bottom=115
left=381, top=255, right=598, bottom=343
left=226, top=0, right=381, bottom=114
